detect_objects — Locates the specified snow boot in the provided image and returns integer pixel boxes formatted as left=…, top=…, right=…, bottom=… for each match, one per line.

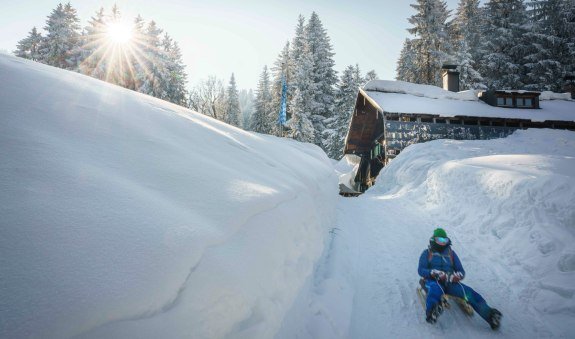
left=488, top=308, right=502, bottom=330
left=426, top=303, right=443, bottom=324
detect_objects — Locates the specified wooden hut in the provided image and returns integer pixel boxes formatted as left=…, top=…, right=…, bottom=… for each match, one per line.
left=342, top=80, right=575, bottom=194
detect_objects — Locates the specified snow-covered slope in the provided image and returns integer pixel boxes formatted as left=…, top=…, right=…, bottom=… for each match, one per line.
left=0, top=55, right=337, bottom=339
left=279, top=129, right=575, bottom=338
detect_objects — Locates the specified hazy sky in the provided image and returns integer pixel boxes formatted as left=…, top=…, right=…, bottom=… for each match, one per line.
left=0, top=0, right=465, bottom=90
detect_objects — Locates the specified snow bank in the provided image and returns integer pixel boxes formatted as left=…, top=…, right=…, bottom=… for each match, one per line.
left=0, top=55, right=337, bottom=339
left=539, top=91, right=572, bottom=101
left=373, top=129, right=575, bottom=337
left=364, top=80, right=479, bottom=101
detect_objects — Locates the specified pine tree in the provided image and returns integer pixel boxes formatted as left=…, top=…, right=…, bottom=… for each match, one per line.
left=305, top=12, right=337, bottom=146
left=324, top=65, right=363, bottom=159
left=453, top=0, right=483, bottom=62
left=306, top=12, right=337, bottom=119
left=396, top=38, right=419, bottom=83
left=78, top=7, right=107, bottom=80
left=451, top=0, right=485, bottom=89
left=251, top=66, right=273, bottom=133
left=406, top=0, right=452, bottom=86
left=225, top=73, right=242, bottom=127
left=289, top=31, right=316, bottom=142
left=127, top=15, right=147, bottom=91
left=138, top=21, right=165, bottom=97
left=289, top=88, right=315, bottom=143
left=161, top=33, right=188, bottom=105
left=288, top=15, right=316, bottom=142
left=452, top=38, right=486, bottom=89
left=239, top=89, right=255, bottom=129
left=40, top=2, right=82, bottom=70
left=523, top=0, right=575, bottom=91
left=14, top=27, right=43, bottom=61
left=479, top=0, right=529, bottom=89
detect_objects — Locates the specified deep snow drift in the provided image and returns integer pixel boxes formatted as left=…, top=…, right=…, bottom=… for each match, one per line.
left=278, top=129, right=575, bottom=338
left=0, top=55, right=337, bottom=338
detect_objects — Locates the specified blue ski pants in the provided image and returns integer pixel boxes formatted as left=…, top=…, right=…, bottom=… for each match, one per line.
left=425, top=280, right=492, bottom=321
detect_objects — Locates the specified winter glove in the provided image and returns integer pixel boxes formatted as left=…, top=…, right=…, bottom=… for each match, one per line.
left=448, top=271, right=464, bottom=283
left=430, top=269, right=447, bottom=281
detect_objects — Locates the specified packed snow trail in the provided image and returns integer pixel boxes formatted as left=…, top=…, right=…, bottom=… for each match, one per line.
left=278, top=130, right=575, bottom=339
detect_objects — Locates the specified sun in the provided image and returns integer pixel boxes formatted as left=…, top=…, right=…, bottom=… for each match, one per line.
left=106, top=22, right=133, bottom=44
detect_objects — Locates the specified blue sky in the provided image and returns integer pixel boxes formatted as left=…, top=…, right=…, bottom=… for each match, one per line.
left=0, top=0, right=465, bottom=90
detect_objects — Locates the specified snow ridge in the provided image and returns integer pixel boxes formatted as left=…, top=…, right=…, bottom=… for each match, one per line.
left=0, top=54, right=338, bottom=339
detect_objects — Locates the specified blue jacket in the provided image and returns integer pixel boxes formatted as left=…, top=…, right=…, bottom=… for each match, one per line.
left=418, top=246, right=465, bottom=280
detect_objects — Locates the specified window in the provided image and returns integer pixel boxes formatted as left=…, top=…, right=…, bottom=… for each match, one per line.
left=497, top=97, right=513, bottom=107
left=517, top=97, right=534, bottom=108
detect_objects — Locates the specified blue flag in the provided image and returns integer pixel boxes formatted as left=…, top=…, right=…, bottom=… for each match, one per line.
left=278, top=75, right=287, bottom=125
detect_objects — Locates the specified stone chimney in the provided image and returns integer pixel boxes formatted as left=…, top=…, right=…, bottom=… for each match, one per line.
left=441, top=64, right=460, bottom=92
left=564, top=75, right=575, bottom=99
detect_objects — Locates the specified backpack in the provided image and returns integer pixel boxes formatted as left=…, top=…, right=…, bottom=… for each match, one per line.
left=427, top=247, right=454, bottom=269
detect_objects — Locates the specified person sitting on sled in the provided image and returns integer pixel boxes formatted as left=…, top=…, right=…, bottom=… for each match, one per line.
left=418, top=228, right=502, bottom=329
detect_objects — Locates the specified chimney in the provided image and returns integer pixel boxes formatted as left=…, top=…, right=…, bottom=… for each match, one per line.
left=564, top=75, right=575, bottom=99
left=441, top=64, right=460, bottom=92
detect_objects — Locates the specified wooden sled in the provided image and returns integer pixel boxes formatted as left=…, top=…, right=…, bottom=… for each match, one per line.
left=417, top=279, right=474, bottom=317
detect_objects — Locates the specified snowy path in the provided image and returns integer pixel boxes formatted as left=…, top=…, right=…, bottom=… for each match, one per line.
left=279, top=194, right=555, bottom=338
left=338, top=196, right=543, bottom=338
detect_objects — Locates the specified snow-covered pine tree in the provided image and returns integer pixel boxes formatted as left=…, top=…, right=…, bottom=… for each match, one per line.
left=127, top=15, right=147, bottom=91
left=450, top=0, right=485, bottom=89
left=452, top=0, right=484, bottom=63
left=77, top=7, right=107, bottom=80
left=353, top=64, right=363, bottom=87
left=305, top=12, right=337, bottom=117
left=40, top=3, right=82, bottom=70
left=239, top=89, right=255, bottom=129
left=288, top=89, right=315, bottom=143
left=451, top=38, right=486, bottom=89
left=406, top=0, right=452, bottom=86
left=324, top=65, right=363, bottom=159
left=138, top=21, right=165, bottom=97
left=479, top=0, right=529, bottom=89
left=251, top=66, right=273, bottom=133
left=288, top=15, right=316, bottom=143
left=305, top=12, right=337, bottom=146
left=396, top=38, right=418, bottom=83
left=523, top=0, right=574, bottom=91
left=161, top=33, right=188, bottom=106
left=289, top=34, right=316, bottom=142
left=225, top=73, right=242, bottom=127
left=14, top=27, right=43, bottom=61
left=290, top=15, right=307, bottom=85
left=270, top=42, right=291, bottom=136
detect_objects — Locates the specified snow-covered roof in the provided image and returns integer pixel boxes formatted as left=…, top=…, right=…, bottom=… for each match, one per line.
left=363, top=80, right=575, bottom=122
